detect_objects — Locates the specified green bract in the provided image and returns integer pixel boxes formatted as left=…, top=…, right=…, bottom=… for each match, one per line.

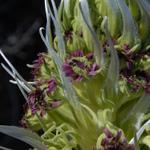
left=0, top=0, right=150, bottom=150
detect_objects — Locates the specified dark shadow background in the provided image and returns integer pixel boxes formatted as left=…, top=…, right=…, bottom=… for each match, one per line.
left=0, top=0, right=59, bottom=149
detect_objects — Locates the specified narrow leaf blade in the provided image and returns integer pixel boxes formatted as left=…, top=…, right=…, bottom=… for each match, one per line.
left=0, top=146, right=13, bottom=150
left=79, top=0, right=104, bottom=67
left=0, top=125, right=47, bottom=150
left=45, top=0, right=66, bottom=59
left=102, top=16, right=119, bottom=96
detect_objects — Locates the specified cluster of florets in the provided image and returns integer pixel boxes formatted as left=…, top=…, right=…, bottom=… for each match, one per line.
left=24, top=49, right=100, bottom=116
left=26, top=78, right=61, bottom=116
left=63, top=49, right=99, bottom=81
left=101, top=128, right=135, bottom=150
left=118, top=45, right=150, bottom=93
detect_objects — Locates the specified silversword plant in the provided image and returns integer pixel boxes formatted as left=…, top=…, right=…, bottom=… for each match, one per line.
left=0, top=0, right=150, bottom=149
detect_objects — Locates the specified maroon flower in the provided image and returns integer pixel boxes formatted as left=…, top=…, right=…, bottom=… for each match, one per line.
left=27, top=89, right=45, bottom=115
left=101, top=128, right=135, bottom=150
left=62, top=49, right=99, bottom=81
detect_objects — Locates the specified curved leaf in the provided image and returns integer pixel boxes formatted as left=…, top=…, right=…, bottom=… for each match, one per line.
left=116, top=0, right=140, bottom=47
left=45, top=0, right=66, bottom=59
left=130, top=119, right=150, bottom=145
left=79, top=0, right=104, bottom=67
left=0, top=146, right=13, bottom=150
left=0, top=125, right=47, bottom=150
left=101, top=16, right=119, bottom=97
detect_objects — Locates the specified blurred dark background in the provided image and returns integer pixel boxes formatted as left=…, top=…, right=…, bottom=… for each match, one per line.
left=0, top=0, right=58, bottom=149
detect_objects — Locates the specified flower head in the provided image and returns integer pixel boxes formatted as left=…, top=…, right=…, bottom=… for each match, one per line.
left=27, top=89, right=45, bottom=115
left=63, top=49, right=99, bottom=81
left=101, top=128, right=135, bottom=150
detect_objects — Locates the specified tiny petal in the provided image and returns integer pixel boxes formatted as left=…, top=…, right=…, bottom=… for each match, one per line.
left=50, top=100, right=61, bottom=108
left=103, top=128, right=113, bottom=138
left=47, top=79, right=57, bottom=93
left=71, top=49, right=84, bottom=57
left=88, top=63, right=99, bottom=76
left=86, top=53, right=94, bottom=60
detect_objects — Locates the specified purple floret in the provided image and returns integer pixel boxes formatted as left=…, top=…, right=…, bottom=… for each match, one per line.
left=47, top=79, right=57, bottom=93
left=101, top=128, right=135, bottom=150
left=62, top=49, right=99, bottom=81
left=27, top=90, right=41, bottom=114
left=31, top=53, right=45, bottom=77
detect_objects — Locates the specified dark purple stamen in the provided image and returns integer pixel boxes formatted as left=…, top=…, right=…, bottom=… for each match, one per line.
left=127, top=77, right=134, bottom=84
left=47, top=79, right=57, bottom=93
left=63, top=63, right=77, bottom=79
left=27, top=90, right=39, bottom=114
left=76, top=75, right=84, bottom=81
left=88, top=63, right=99, bottom=76
left=72, top=59, right=85, bottom=69
left=71, top=49, right=84, bottom=57
left=86, top=53, right=94, bottom=60
left=27, top=90, right=45, bottom=115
